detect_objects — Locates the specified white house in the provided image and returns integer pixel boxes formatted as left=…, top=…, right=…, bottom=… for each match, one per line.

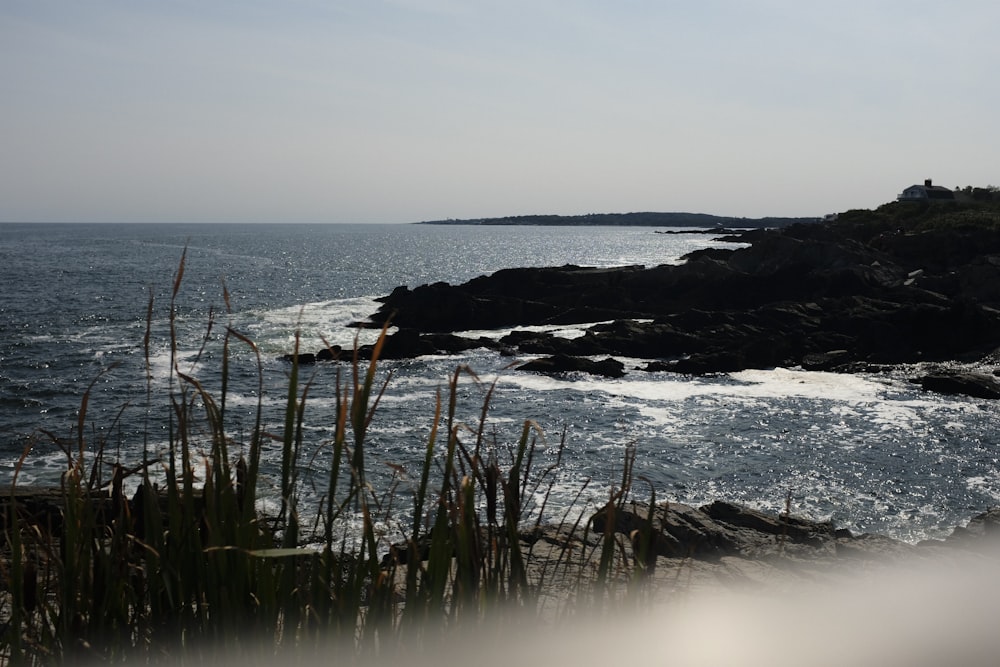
left=898, top=179, right=955, bottom=201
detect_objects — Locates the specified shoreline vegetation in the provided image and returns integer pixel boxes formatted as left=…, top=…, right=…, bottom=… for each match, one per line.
left=4, top=255, right=601, bottom=664
left=5, top=197, right=1000, bottom=662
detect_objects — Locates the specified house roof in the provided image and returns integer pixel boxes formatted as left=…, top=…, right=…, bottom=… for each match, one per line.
left=900, top=183, right=954, bottom=200
left=908, top=183, right=952, bottom=192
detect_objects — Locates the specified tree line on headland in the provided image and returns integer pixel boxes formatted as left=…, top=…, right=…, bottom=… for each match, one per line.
left=419, top=211, right=819, bottom=227
left=953, top=184, right=1000, bottom=203
left=421, top=185, right=1000, bottom=228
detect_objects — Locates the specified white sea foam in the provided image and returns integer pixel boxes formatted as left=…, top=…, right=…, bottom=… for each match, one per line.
left=142, top=346, right=208, bottom=385
left=966, top=474, right=1000, bottom=499
left=502, top=365, right=892, bottom=404
left=460, top=321, right=619, bottom=341
left=251, top=296, right=393, bottom=350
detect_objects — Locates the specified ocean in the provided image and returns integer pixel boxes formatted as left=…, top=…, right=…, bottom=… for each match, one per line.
left=1, top=222, right=998, bottom=541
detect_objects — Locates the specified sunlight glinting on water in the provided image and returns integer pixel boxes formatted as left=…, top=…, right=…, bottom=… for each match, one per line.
left=2, top=223, right=999, bottom=541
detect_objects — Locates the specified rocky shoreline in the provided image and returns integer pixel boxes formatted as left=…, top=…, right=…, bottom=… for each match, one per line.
left=9, top=486, right=997, bottom=595
left=520, top=498, right=1000, bottom=601
left=368, top=212, right=1000, bottom=365
left=282, top=200, right=1000, bottom=586
left=288, top=201, right=1000, bottom=398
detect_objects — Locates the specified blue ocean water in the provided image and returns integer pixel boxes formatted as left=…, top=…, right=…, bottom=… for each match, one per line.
left=1, top=222, right=998, bottom=541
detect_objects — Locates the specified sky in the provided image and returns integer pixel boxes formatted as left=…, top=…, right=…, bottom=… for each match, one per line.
left=2, top=1, right=998, bottom=224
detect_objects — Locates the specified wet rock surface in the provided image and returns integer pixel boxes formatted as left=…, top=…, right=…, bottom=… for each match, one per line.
left=517, top=500, right=1000, bottom=599
left=910, top=370, right=1000, bottom=399
left=515, top=354, right=625, bottom=378
left=585, top=499, right=1000, bottom=562
left=375, top=498, right=1000, bottom=602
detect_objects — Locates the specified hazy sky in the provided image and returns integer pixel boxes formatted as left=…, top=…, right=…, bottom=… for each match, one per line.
left=2, top=1, right=998, bottom=223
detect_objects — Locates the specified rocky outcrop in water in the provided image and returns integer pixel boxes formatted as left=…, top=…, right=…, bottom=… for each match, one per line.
left=585, top=499, right=973, bottom=565
left=378, top=497, right=1000, bottom=594
left=579, top=499, right=1000, bottom=571
left=590, top=500, right=842, bottom=561
left=354, top=202, right=1000, bottom=383
left=523, top=500, right=1000, bottom=596
left=911, top=370, right=1000, bottom=399
left=515, top=354, right=625, bottom=378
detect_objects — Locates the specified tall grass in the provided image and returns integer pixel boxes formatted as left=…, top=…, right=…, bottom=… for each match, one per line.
left=0, top=253, right=645, bottom=664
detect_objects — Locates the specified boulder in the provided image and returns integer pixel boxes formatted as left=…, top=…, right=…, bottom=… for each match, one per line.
left=359, top=328, right=436, bottom=360
left=912, top=370, right=1000, bottom=399
left=316, top=345, right=342, bottom=362
left=801, top=349, right=852, bottom=371
left=281, top=352, right=316, bottom=365
left=422, top=333, right=502, bottom=355
left=281, top=346, right=342, bottom=365
left=951, top=507, right=1000, bottom=542
left=702, top=500, right=835, bottom=546
left=589, top=500, right=841, bottom=560
left=516, top=354, right=625, bottom=378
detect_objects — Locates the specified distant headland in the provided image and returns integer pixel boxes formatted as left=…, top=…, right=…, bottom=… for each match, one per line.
left=418, top=211, right=820, bottom=228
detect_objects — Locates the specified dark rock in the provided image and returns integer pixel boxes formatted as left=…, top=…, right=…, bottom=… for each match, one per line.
left=702, top=500, right=835, bottom=544
left=378, top=496, right=1000, bottom=577
left=284, top=333, right=501, bottom=366
left=590, top=500, right=839, bottom=561
left=380, top=537, right=432, bottom=567
left=367, top=265, right=647, bottom=333
left=912, top=371, right=1000, bottom=399
left=875, top=226, right=1000, bottom=273
left=282, top=352, right=317, bottom=365
left=499, top=330, right=574, bottom=355
left=499, top=330, right=548, bottom=347
left=353, top=208, right=1000, bottom=369
left=834, top=533, right=911, bottom=559
left=642, top=360, right=676, bottom=372
left=671, top=351, right=746, bottom=375
left=516, top=354, right=625, bottom=378
left=281, top=346, right=342, bottom=364
left=919, top=509, right=1000, bottom=551
left=959, top=507, right=1000, bottom=539
left=801, top=350, right=852, bottom=371
left=357, top=328, right=436, bottom=360
left=316, top=345, right=342, bottom=362
left=590, top=501, right=727, bottom=559
left=422, top=333, right=501, bottom=354
left=587, top=498, right=1000, bottom=565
